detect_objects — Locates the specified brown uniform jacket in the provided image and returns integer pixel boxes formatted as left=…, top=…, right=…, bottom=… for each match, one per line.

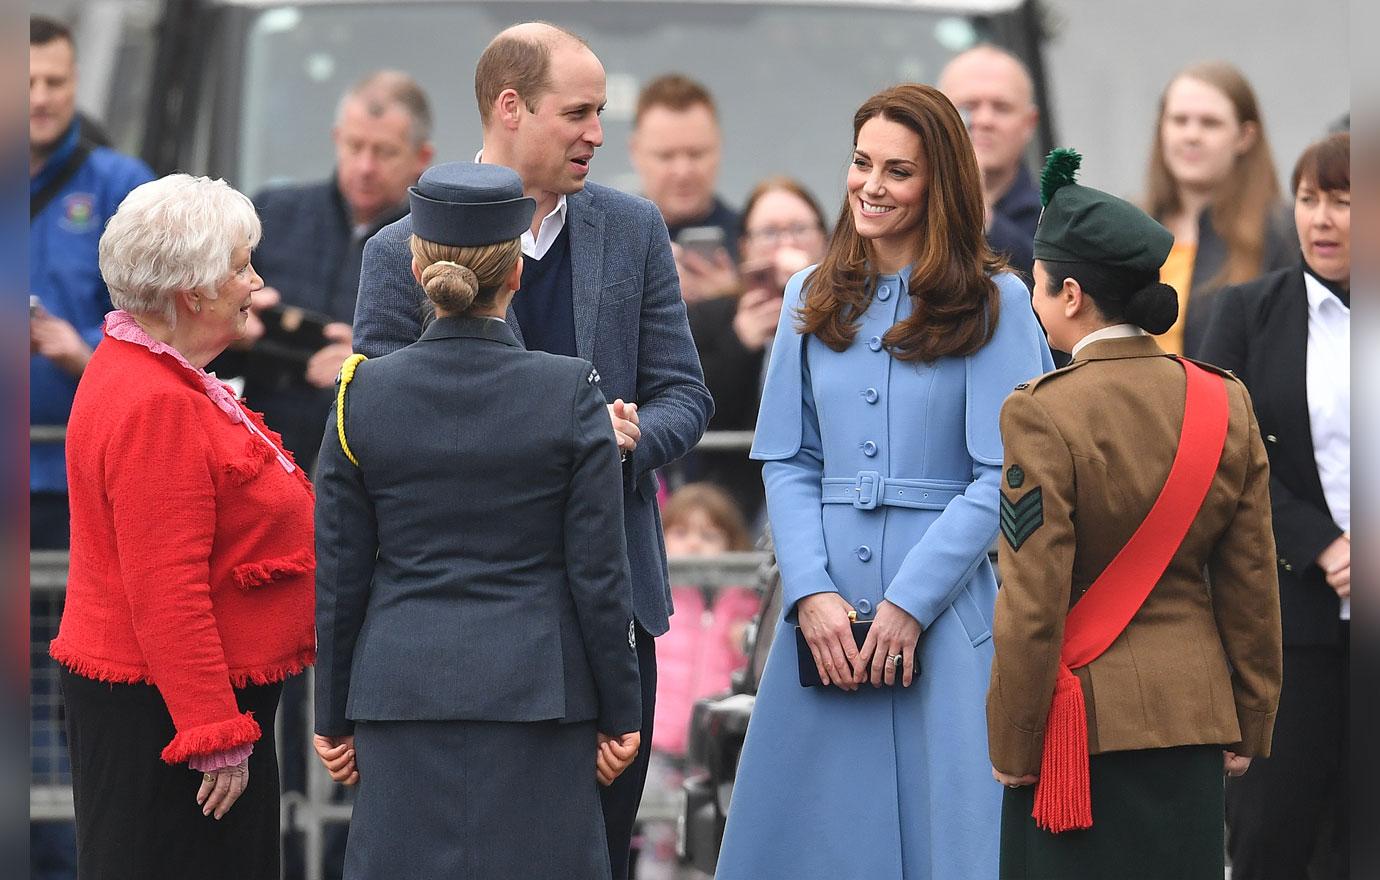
left=986, top=334, right=1282, bottom=777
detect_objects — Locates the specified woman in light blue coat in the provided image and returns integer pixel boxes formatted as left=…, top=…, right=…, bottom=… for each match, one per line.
left=715, top=84, right=1053, bottom=879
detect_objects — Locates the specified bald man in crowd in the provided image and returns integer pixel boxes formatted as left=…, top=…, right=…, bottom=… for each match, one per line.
left=939, top=45, right=1041, bottom=276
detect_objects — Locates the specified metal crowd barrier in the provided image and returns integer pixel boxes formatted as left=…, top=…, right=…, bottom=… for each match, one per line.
left=28, top=427, right=764, bottom=879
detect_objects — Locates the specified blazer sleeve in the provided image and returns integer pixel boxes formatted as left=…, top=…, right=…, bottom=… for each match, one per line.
left=1207, top=382, right=1282, bottom=757
left=565, top=368, right=642, bottom=735
left=105, top=394, right=260, bottom=764
left=986, top=390, right=1078, bottom=776
left=351, top=220, right=428, bottom=358
left=1198, top=284, right=1342, bottom=571
left=623, top=200, right=714, bottom=482
left=313, top=378, right=380, bottom=736
left=882, top=277, right=1053, bottom=627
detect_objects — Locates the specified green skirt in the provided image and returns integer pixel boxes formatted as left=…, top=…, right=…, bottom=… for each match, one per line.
left=1000, top=745, right=1224, bottom=880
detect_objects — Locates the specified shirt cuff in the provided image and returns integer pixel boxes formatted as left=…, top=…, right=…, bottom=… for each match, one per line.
left=188, top=742, right=254, bottom=772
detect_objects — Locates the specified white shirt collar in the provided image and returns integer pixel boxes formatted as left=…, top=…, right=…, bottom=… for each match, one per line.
left=1071, top=323, right=1146, bottom=359
left=1302, top=270, right=1349, bottom=316
left=473, top=149, right=565, bottom=259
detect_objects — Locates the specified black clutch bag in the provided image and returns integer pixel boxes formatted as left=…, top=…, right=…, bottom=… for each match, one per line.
left=794, top=615, right=922, bottom=687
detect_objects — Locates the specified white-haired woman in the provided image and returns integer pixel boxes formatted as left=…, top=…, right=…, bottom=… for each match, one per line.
left=50, top=174, right=316, bottom=880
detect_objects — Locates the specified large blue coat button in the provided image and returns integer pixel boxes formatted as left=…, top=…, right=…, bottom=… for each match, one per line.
left=877, top=285, right=892, bottom=301
left=862, top=441, right=878, bottom=457
left=857, top=545, right=873, bottom=562
left=856, top=598, right=873, bottom=615
left=868, top=335, right=883, bottom=351
left=863, top=387, right=879, bottom=404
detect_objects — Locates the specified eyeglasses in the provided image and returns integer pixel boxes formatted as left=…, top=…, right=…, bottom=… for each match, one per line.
left=744, top=223, right=824, bottom=244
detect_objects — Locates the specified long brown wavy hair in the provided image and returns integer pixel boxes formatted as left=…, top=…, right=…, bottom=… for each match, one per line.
left=1144, top=62, right=1280, bottom=290
left=797, top=84, right=1005, bottom=361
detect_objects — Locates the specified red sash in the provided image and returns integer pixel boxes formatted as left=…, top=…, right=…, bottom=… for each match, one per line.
left=1031, top=359, right=1230, bottom=834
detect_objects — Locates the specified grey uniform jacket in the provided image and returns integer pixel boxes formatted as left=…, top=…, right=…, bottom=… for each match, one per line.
left=314, top=316, right=641, bottom=737
left=352, top=181, right=713, bottom=636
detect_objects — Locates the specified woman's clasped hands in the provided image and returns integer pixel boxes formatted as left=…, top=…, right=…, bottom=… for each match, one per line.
left=796, top=593, right=923, bottom=690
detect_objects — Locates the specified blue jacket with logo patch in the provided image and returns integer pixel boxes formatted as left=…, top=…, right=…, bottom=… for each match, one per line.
left=30, top=121, right=153, bottom=493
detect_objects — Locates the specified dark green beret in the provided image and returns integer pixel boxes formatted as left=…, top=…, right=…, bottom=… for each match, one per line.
left=1032, top=149, right=1173, bottom=274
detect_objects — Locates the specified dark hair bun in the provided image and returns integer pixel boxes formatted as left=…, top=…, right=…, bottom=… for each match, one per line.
left=1122, top=281, right=1179, bottom=335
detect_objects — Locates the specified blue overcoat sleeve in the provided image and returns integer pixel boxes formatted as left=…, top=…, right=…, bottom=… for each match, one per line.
left=624, top=199, right=714, bottom=484
left=882, top=273, right=1054, bottom=628
left=750, top=268, right=837, bottom=618
left=313, top=371, right=379, bottom=736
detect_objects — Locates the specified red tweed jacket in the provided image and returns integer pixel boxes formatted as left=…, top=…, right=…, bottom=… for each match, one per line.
left=51, top=313, right=316, bottom=764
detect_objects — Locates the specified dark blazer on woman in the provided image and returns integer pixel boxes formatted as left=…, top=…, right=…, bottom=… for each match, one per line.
left=313, top=316, right=642, bottom=737
left=1180, top=206, right=1298, bottom=358
left=1198, top=266, right=1345, bottom=647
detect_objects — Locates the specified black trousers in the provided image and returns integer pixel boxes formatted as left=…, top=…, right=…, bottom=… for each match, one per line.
left=599, top=622, right=657, bottom=880
left=1227, top=625, right=1349, bottom=879
left=61, top=670, right=284, bottom=880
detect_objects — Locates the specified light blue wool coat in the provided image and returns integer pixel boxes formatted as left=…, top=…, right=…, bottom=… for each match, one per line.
left=715, top=268, right=1053, bottom=880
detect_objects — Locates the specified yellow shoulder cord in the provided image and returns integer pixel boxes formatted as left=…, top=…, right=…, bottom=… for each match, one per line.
left=335, top=353, right=368, bottom=466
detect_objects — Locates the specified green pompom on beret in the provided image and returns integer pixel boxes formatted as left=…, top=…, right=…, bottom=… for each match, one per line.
left=1033, top=148, right=1174, bottom=274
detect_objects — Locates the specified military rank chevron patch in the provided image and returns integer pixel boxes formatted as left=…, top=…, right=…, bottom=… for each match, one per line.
left=1000, top=487, right=1043, bottom=551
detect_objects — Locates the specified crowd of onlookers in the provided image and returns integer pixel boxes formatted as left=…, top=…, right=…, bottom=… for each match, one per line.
left=31, top=9, right=1348, bottom=879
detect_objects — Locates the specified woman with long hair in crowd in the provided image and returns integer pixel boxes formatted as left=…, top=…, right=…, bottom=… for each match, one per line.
left=1201, top=132, right=1351, bottom=880
left=714, top=83, right=1053, bottom=879
left=1143, top=61, right=1296, bottom=356
left=52, top=174, right=316, bottom=879
left=687, top=176, right=831, bottom=520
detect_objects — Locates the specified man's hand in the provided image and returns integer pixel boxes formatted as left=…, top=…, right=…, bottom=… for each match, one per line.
left=732, top=287, right=784, bottom=352
left=30, top=311, right=93, bottom=377
left=313, top=734, right=359, bottom=785
left=230, top=286, right=282, bottom=350
left=1223, top=750, right=1252, bottom=777
left=306, top=323, right=354, bottom=388
left=672, top=243, right=738, bottom=304
left=1317, top=534, right=1350, bottom=599
left=608, top=399, right=640, bottom=455
left=596, top=731, right=641, bottom=786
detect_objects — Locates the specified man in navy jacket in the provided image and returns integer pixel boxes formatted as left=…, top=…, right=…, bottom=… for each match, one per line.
left=237, top=71, right=434, bottom=472
left=351, top=23, right=711, bottom=879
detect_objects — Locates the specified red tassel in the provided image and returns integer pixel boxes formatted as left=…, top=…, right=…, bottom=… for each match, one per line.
left=1032, top=664, right=1093, bottom=834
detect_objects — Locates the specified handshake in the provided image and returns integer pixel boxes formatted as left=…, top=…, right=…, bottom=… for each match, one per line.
left=312, top=729, right=641, bottom=787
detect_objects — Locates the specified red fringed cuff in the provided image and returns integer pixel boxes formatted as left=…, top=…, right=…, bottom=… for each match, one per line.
left=160, top=711, right=262, bottom=765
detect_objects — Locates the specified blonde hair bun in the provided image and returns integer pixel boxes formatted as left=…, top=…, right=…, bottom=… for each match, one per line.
left=421, top=260, right=480, bottom=312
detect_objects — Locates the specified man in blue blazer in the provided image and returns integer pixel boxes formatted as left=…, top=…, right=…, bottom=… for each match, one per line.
left=350, top=22, right=712, bottom=878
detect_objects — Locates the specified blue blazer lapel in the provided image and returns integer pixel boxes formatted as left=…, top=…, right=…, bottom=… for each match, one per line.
left=566, top=189, right=603, bottom=361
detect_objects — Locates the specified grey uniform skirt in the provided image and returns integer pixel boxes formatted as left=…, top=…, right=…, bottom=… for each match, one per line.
left=1000, top=744, right=1224, bottom=880
left=345, top=718, right=609, bottom=879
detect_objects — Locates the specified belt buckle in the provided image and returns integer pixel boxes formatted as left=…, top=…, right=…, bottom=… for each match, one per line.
left=853, top=470, right=881, bottom=510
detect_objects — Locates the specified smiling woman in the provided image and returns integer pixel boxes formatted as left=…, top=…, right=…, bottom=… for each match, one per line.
left=52, top=173, right=315, bottom=880
left=715, top=83, right=1053, bottom=880
left=1142, top=61, right=1297, bottom=357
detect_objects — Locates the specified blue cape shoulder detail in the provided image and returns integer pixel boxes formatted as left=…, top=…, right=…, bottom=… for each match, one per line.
left=749, top=269, right=1053, bottom=465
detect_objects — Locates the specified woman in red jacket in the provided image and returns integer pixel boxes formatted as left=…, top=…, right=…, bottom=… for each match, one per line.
left=50, top=173, right=315, bottom=880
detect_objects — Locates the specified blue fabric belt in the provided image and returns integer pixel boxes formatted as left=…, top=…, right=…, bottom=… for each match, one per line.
left=820, top=471, right=967, bottom=511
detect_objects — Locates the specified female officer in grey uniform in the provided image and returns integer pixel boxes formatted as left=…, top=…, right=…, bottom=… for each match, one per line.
left=311, top=163, right=642, bottom=879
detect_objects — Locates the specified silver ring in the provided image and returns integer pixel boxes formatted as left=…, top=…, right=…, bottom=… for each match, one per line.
left=887, top=654, right=902, bottom=667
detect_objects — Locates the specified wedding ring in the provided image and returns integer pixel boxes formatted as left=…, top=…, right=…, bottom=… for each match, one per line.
left=887, top=654, right=902, bottom=667
left=203, top=773, right=215, bottom=783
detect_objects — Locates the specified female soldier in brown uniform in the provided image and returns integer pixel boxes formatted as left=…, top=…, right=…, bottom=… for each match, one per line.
left=986, top=150, right=1282, bottom=879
